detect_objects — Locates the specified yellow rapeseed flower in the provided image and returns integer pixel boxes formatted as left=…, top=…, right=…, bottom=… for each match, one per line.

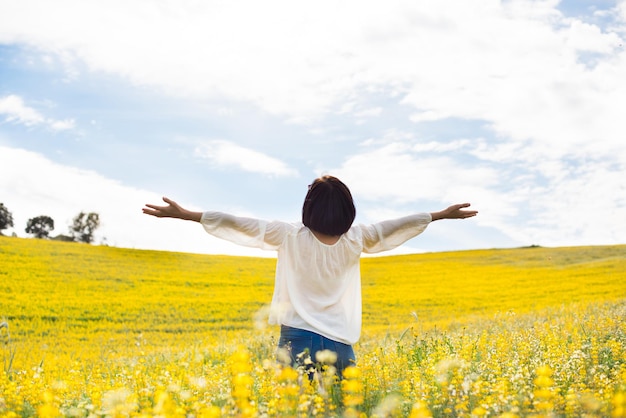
left=342, top=366, right=361, bottom=380
left=2, top=237, right=625, bottom=417
left=409, top=401, right=433, bottom=418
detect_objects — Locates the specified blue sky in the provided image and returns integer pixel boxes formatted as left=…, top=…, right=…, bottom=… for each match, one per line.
left=1, top=0, right=625, bottom=257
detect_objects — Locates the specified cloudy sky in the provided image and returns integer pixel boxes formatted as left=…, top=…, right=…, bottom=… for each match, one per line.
left=1, top=0, right=624, bottom=257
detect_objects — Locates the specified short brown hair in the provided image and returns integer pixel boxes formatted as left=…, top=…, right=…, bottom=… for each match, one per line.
left=302, top=175, right=356, bottom=236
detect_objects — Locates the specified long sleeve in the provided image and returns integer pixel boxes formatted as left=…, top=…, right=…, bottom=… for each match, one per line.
left=200, top=211, right=292, bottom=250
left=359, top=213, right=432, bottom=254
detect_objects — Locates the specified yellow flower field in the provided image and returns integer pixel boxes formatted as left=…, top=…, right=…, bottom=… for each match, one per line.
left=1, top=236, right=625, bottom=417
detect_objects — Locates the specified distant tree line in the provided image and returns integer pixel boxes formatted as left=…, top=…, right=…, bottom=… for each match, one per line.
left=0, top=202, right=101, bottom=244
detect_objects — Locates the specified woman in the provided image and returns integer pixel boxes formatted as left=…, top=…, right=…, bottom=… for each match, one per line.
left=143, top=175, right=477, bottom=376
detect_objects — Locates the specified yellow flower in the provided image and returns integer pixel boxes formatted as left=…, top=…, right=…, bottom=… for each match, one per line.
left=535, top=365, right=553, bottom=377
left=471, top=406, right=487, bottom=416
left=342, top=366, right=361, bottom=380
left=37, top=404, right=59, bottom=418
left=409, top=401, right=433, bottom=418
left=278, top=366, right=299, bottom=382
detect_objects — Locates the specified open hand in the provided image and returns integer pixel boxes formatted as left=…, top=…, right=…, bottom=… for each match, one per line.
left=143, top=197, right=185, bottom=219
left=431, top=203, right=478, bottom=221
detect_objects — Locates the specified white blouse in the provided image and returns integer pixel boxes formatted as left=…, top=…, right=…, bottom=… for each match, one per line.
left=200, top=211, right=432, bottom=345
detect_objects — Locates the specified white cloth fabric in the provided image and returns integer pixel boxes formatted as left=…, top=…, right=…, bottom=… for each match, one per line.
left=200, top=211, right=432, bottom=344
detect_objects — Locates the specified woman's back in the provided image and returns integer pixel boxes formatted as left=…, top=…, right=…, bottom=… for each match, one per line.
left=271, top=225, right=364, bottom=345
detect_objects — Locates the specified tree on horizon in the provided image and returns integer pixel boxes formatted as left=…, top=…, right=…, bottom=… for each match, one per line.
left=0, top=203, right=14, bottom=236
left=25, top=215, right=55, bottom=239
left=69, top=212, right=100, bottom=244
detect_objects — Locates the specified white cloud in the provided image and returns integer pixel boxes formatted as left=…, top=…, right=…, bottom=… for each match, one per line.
left=412, top=140, right=474, bottom=153
left=0, top=95, right=75, bottom=131
left=0, top=95, right=44, bottom=126
left=511, top=161, right=626, bottom=246
left=564, top=20, right=620, bottom=52
left=194, top=139, right=299, bottom=177
left=333, top=141, right=500, bottom=204
left=48, top=118, right=75, bottom=131
left=0, top=0, right=624, bottom=158
left=0, top=145, right=272, bottom=256
left=329, top=134, right=626, bottom=249
left=410, top=110, right=450, bottom=123
left=354, top=107, right=383, bottom=118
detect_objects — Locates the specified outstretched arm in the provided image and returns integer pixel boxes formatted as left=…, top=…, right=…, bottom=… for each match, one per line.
left=430, top=203, right=478, bottom=221
left=362, top=204, right=477, bottom=253
left=142, top=197, right=202, bottom=222
left=144, top=197, right=289, bottom=250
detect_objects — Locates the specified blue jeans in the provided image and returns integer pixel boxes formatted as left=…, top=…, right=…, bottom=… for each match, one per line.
left=277, top=325, right=356, bottom=377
